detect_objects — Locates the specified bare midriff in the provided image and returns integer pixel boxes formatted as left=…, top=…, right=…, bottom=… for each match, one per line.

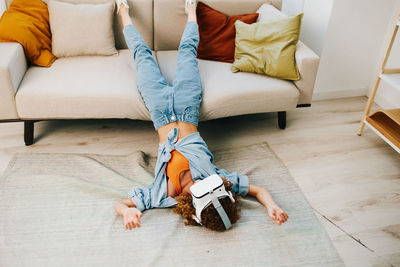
left=158, top=121, right=198, bottom=143
left=159, top=121, right=197, bottom=197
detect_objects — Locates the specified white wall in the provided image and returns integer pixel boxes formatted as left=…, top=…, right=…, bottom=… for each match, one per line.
left=300, top=0, right=334, bottom=57
left=282, top=0, right=333, bottom=57
left=373, top=0, right=400, bottom=109
left=312, top=0, right=399, bottom=101
left=282, top=0, right=304, bottom=16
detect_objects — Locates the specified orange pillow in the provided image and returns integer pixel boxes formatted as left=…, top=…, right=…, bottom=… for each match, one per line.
left=196, top=2, right=259, bottom=63
left=0, top=0, right=56, bottom=67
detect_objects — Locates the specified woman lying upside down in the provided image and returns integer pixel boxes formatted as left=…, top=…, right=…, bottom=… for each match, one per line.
left=114, top=0, right=288, bottom=231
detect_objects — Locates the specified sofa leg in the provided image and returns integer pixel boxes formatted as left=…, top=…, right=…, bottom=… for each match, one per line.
left=277, top=111, right=286, bottom=129
left=24, top=121, right=34, bottom=146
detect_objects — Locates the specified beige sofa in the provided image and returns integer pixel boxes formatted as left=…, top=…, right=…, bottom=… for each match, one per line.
left=0, top=0, right=319, bottom=145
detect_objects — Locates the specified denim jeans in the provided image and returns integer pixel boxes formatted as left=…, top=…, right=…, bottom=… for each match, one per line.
left=123, top=22, right=202, bottom=130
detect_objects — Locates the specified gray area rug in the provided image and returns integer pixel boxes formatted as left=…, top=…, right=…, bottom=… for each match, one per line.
left=0, top=143, right=343, bottom=267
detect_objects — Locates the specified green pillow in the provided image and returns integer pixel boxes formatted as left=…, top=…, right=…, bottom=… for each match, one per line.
left=231, top=13, right=303, bottom=80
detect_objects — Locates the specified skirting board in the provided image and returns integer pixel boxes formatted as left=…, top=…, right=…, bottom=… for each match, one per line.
left=312, top=88, right=368, bottom=101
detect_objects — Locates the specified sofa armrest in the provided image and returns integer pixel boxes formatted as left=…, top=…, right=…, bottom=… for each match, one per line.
left=294, top=41, right=320, bottom=105
left=0, top=42, right=28, bottom=120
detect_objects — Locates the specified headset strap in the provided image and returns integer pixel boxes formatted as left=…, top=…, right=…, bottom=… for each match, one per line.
left=211, top=196, right=232, bottom=230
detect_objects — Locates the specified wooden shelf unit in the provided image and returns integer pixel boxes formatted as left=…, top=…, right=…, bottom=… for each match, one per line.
left=358, top=9, right=400, bottom=153
left=364, top=109, right=400, bottom=153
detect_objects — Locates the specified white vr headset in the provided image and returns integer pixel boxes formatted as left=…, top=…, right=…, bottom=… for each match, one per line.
left=190, top=174, right=235, bottom=230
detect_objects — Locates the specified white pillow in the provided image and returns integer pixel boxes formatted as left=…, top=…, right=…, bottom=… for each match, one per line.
left=256, top=3, right=286, bottom=22
left=48, top=0, right=117, bottom=57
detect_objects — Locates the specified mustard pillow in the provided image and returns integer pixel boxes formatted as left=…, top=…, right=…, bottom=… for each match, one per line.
left=0, top=0, right=56, bottom=67
left=231, top=13, right=303, bottom=80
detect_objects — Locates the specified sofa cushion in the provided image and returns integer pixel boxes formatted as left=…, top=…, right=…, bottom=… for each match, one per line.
left=16, top=50, right=151, bottom=120
left=27, top=0, right=154, bottom=51
left=48, top=0, right=117, bottom=57
left=0, top=0, right=56, bottom=67
left=232, top=14, right=303, bottom=80
left=154, top=0, right=281, bottom=51
left=196, top=2, right=259, bottom=63
left=256, top=3, right=286, bottom=22
left=156, top=51, right=300, bottom=121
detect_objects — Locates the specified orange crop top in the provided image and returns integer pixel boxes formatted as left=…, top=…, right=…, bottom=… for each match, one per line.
left=166, top=149, right=190, bottom=195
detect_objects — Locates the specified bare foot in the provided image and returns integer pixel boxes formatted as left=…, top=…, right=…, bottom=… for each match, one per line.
left=187, top=3, right=197, bottom=22
left=267, top=204, right=288, bottom=225
left=119, top=4, right=133, bottom=28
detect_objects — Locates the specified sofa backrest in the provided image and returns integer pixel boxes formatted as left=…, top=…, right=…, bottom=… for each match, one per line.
left=5, top=0, right=154, bottom=50
left=154, top=0, right=282, bottom=51
left=5, top=0, right=281, bottom=51
left=114, top=0, right=153, bottom=50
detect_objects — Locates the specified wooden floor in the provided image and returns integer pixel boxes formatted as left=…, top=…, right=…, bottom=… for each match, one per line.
left=0, top=96, right=399, bottom=266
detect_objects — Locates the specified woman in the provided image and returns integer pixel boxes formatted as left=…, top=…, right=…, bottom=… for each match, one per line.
left=114, top=0, right=288, bottom=231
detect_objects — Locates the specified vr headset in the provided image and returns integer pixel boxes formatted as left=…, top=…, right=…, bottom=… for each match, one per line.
left=190, top=174, right=235, bottom=230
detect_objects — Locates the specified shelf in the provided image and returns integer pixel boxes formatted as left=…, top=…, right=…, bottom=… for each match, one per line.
left=359, top=10, right=400, bottom=152
left=365, top=109, right=400, bottom=153
left=379, top=73, right=400, bottom=92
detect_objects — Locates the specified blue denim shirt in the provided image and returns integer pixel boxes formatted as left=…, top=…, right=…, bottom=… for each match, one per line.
left=128, top=128, right=249, bottom=212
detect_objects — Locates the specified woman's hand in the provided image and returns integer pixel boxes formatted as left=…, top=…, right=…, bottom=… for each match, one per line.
left=267, top=204, right=288, bottom=225
left=248, top=184, right=289, bottom=225
left=123, top=207, right=143, bottom=230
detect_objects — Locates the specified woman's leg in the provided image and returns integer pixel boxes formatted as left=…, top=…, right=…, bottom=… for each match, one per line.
left=172, top=3, right=202, bottom=111
left=120, top=6, right=169, bottom=113
left=186, top=3, right=197, bottom=23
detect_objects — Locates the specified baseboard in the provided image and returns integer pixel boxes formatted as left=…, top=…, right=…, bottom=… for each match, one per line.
left=312, top=88, right=368, bottom=101
left=312, top=86, right=398, bottom=109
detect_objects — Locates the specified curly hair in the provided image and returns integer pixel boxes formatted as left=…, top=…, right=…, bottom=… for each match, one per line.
left=173, top=177, right=241, bottom=231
